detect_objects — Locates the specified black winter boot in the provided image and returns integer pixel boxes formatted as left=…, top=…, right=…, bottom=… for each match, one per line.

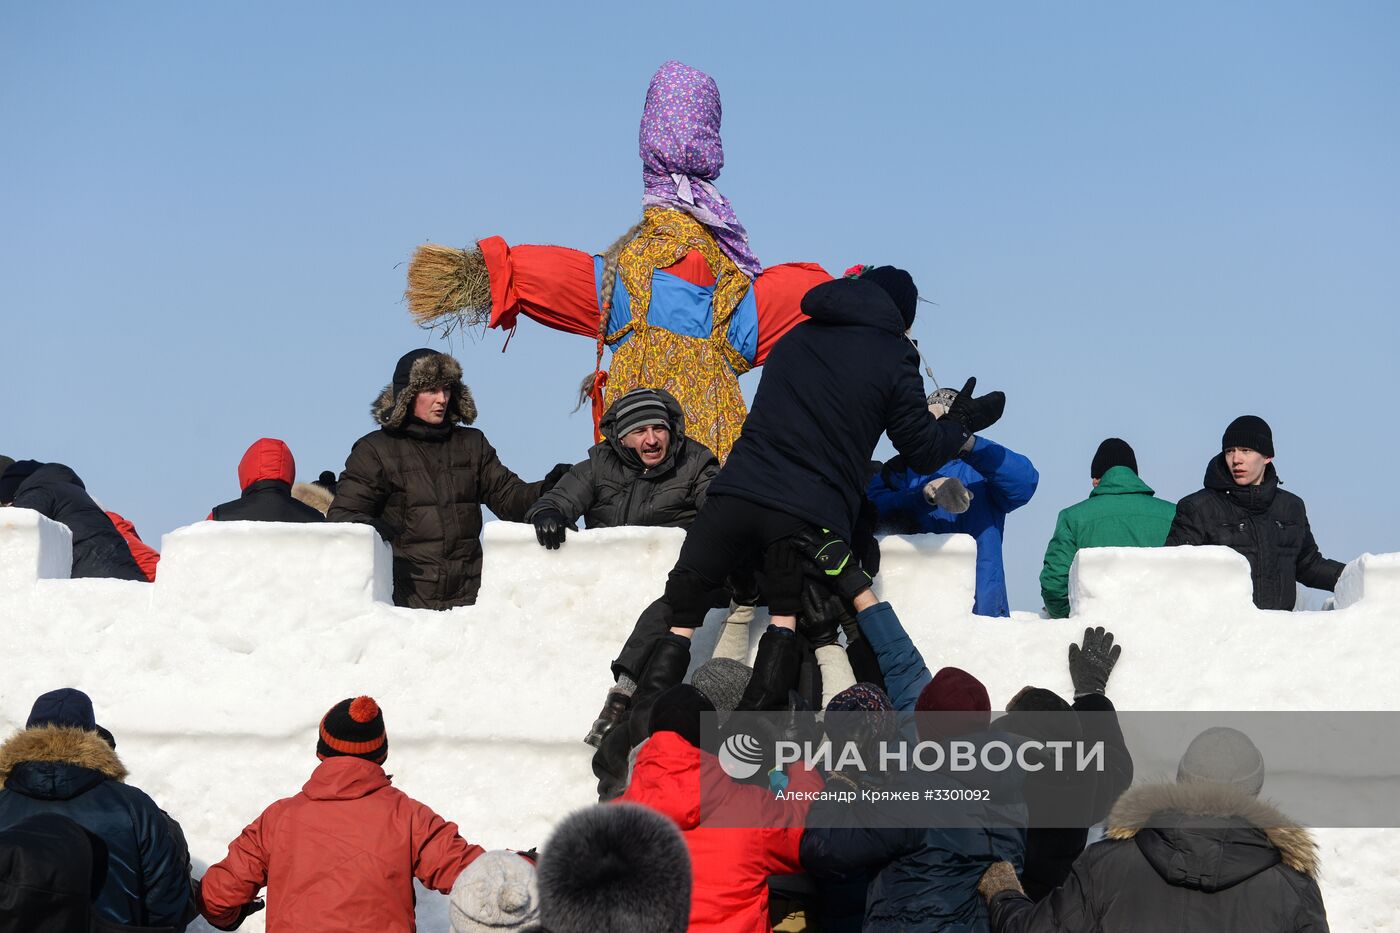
left=584, top=690, right=632, bottom=748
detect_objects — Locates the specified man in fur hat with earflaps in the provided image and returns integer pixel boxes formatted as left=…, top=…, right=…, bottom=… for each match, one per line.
left=977, top=726, right=1330, bottom=931
left=329, top=348, right=570, bottom=609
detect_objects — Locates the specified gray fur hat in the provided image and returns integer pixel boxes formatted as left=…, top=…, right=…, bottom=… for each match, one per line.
left=449, top=850, right=540, bottom=932
left=692, top=658, right=752, bottom=726
left=537, top=803, right=690, bottom=933
left=372, top=348, right=478, bottom=429
left=1177, top=726, right=1266, bottom=797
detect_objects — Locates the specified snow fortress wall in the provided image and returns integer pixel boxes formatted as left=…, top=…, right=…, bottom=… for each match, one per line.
left=1, top=511, right=1397, bottom=931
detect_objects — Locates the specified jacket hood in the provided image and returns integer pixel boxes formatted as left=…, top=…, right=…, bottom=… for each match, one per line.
left=23, top=463, right=86, bottom=492
left=1090, top=465, right=1156, bottom=498
left=291, top=481, right=334, bottom=514
left=1107, top=781, right=1319, bottom=887
left=624, top=731, right=702, bottom=830
left=798, top=277, right=908, bottom=335
left=599, top=387, right=689, bottom=472
left=0, top=725, right=127, bottom=794
left=237, top=438, right=296, bottom=490
left=371, top=350, right=478, bottom=430
left=1203, top=454, right=1279, bottom=512
left=302, top=756, right=391, bottom=801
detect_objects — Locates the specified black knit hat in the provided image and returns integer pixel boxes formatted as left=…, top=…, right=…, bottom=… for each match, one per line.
left=647, top=684, right=715, bottom=749
left=317, top=696, right=388, bottom=764
left=860, top=266, right=918, bottom=330
left=1222, top=415, right=1274, bottom=458
left=1090, top=438, right=1138, bottom=480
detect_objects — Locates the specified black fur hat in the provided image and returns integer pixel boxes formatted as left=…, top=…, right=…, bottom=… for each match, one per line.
left=537, top=803, right=691, bottom=933
left=371, top=348, right=477, bottom=429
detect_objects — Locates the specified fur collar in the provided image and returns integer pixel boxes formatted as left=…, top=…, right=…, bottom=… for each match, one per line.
left=1106, top=781, right=1318, bottom=877
left=291, top=481, right=334, bottom=514
left=0, top=725, right=127, bottom=783
left=371, top=352, right=478, bottom=429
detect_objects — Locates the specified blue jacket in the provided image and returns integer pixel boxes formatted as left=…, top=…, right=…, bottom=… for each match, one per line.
left=0, top=726, right=193, bottom=930
left=799, top=602, right=1026, bottom=931
left=868, top=438, right=1039, bottom=617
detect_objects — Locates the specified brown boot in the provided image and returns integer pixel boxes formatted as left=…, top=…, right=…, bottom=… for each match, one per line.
left=583, top=689, right=632, bottom=748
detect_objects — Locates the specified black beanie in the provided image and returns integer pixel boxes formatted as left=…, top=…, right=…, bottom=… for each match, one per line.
left=392, top=348, right=440, bottom=396
left=317, top=696, right=388, bottom=764
left=860, top=266, right=918, bottom=330
left=0, top=459, right=41, bottom=503
left=1090, top=438, right=1137, bottom=480
left=1222, top=415, right=1274, bottom=458
left=647, top=684, right=715, bottom=749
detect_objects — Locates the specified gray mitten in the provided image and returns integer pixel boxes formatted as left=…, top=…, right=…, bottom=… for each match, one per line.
left=923, top=476, right=973, bottom=514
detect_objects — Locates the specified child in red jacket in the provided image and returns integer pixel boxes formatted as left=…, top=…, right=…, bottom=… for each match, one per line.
left=199, top=696, right=483, bottom=933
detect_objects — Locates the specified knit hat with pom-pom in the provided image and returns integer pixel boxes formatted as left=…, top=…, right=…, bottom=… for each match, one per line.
left=317, top=696, right=388, bottom=764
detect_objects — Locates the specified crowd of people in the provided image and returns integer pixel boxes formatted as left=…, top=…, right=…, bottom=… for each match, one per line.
left=1, top=58, right=1351, bottom=933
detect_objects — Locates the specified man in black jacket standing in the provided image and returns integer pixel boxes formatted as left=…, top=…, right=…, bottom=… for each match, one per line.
left=1166, top=415, right=1344, bottom=610
left=586, top=265, right=1008, bottom=743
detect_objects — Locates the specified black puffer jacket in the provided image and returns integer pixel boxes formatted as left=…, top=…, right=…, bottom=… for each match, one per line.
left=989, top=782, right=1329, bottom=932
left=527, top=388, right=719, bottom=530
left=0, top=813, right=98, bottom=933
left=706, top=277, right=969, bottom=540
left=1166, top=456, right=1343, bottom=610
left=10, top=464, right=145, bottom=581
left=0, top=727, right=194, bottom=930
left=328, top=352, right=546, bottom=609
left=210, top=438, right=325, bottom=524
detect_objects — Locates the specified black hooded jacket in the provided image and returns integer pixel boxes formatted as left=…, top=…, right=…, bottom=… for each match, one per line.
left=527, top=388, right=719, bottom=530
left=9, top=464, right=146, bottom=581
left=1166, top=456, right=1343, bottom=610
left=706, top=278, right=968, bottom=540
left=989, top=782, right=1329, bottom=932
left=0, top=814, right=98, bottom=933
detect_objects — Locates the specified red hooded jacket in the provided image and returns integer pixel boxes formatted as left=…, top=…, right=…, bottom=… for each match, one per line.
left=620, top=730, right=823, bottom=933
left=104, top=511, right=159, bottom=582
left=199, top=757, right=482, bottom=933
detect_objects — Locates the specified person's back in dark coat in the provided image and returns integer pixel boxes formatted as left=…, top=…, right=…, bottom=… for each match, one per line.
left=0, top=813, right=99, bottom=933
left=986, top=781, right=1329, bottom=932
left=3, top=462, right=145, bottom=581
left=210, top=437, right=326, bottom=523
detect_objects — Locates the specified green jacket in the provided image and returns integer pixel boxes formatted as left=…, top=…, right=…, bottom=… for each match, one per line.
left=1039, top=466, right=1177, bottom=618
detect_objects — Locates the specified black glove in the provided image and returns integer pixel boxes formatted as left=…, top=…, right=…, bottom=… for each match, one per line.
left=542, top=462, right=573, bottom=491
left=532, top=508, right=573, bottom=550
left=1068, top=626, right=1121, bottom=696
left=795, top=528, right=873, bottom=603
left=799, top=580, right=850, bottom=649
left=943, top=377, right=1006, bottom=435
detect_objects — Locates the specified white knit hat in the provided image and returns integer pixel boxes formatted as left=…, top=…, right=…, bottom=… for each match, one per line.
left=449, top=850, right=540, bottom=932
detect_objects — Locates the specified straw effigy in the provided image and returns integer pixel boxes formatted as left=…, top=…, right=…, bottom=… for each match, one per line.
left=404, top=243, right=492, bottom=333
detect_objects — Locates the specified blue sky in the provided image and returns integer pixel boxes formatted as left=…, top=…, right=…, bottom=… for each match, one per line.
left=3, top=2, right=1396, bottom=610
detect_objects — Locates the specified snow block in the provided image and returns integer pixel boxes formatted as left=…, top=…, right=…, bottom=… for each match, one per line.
left=0, top=507, right=72, bottom=587
left=1069, top=545, right=1255, bottom=619
left=1334, top=552, right=1400, bottom=611
left=153, top=520, right=393, bottom=624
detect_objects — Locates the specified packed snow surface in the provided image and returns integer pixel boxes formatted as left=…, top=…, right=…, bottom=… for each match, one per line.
left=1, top=512, right=1397, bottom=931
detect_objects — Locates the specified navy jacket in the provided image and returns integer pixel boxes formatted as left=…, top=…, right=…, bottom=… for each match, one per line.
left=10, top=464, right=146, bottom=581
left=707, top=277, right=969, bottom=540
left=869, top=437, right=1040, bottom=616
left=0, top=726, right=193, bottom=930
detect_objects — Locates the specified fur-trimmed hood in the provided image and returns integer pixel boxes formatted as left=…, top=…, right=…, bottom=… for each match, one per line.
left=0, top=725, right=127, bottom=785
left=371, top=350, right=478, bottom=430
left=1107, top=781, right=1319, bottom=880
left=291, top=481, right=334, bottom=515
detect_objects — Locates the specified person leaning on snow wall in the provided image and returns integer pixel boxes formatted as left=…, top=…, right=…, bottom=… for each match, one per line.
left=977, top=726, right=1330, bottom=932
left=327, top=348, right=570, bottom=610
left=867, top=385, right=1039, bottom=617
left=0, top=460, right=146, bottom=581
left=586, top=265, right=1008, bottom=745
left=208, top=437, right=326, bottom=523
left=1167, top=415, right=1344, bottom=610
left=199, top=695, right=488, bottom=933
left=0, top=688, right=197, bottom=931
left=1039, top=438, right=1176, bottom=618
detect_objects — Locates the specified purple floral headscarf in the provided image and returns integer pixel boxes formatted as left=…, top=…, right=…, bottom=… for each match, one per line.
left=639, top=60, right=762, bottom=278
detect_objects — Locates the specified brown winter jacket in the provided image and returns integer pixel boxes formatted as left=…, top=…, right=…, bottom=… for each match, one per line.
left=328, top=353, right=545, bottom=609
left=988, top=781, right=1329, bottom=932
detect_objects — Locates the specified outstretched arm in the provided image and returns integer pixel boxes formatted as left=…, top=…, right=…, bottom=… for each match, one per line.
left=961, top=438, right=1039, bottom=513
left=479, top=237, right=601, bottom=337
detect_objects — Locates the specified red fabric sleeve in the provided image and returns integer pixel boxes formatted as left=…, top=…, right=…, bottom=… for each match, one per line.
left=408, top=798, right=486, bottom=894
left=199, top=812, right=271, bottom=928
left=752, top=262, right=831, bottom=365
left=479, top=237, right=600, bottom=338
left=105, top=511, right=160, bottom=582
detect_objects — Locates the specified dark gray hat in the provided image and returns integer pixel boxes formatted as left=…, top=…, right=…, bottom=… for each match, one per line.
left=1178, top=726, right=1265, bottom=797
